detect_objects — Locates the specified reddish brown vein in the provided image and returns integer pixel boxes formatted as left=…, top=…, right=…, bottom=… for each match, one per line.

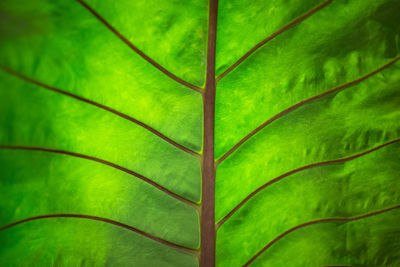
left=217, top=139, right=400, bottom=228
left=200, top=0, right=219, bottom=265
left=0, top=145, right=198, bottom=208
left=216, top=0, right=333, bottom=81
left=216, top=57, right=400, bottom=165
left=0, top=214, right=198, bottom=255
left=0, top=66, right=200, bottom=158
left=243, top=204, right=400, bottom=266
left=76, top=0, right=203, bottom=93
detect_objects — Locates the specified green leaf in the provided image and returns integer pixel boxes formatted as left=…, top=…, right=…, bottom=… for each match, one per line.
left=0, top=0, right=399, bottom=266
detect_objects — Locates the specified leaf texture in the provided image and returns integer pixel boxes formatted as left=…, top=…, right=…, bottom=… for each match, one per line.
left=0, top=0, right=399, bottom=266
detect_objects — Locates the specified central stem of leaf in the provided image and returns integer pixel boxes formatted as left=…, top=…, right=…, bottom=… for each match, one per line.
left=201, top=0, right=218, bottom=266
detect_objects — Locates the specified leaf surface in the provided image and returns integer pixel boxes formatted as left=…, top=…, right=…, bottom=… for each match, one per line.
left=1, top=0, right=400, bottom=266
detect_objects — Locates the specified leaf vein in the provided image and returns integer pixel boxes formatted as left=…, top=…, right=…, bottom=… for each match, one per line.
left=216, top=57, right=400, bottom=165
left=76, top=0, right=203, bottom=93
left=0, top=145, right=199, bottom=207
left=243, top=204, right=400, bottom=266
left=0, top=214, right=199, bottom=255
left=216, top=139, right=400, bottom=228
left=0, top=66, right=200, bottom=158
left=216, top=0, right=333, bottom=81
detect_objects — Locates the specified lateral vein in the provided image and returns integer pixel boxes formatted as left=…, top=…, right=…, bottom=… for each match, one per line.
left=0, top=145, right=199, bottom=208
left=243, top=204, right=400, bottom=266
left=0, top=66, right=200, bottom=158
left=216, top=57, right=400, bottom=165
left=217, top=0, right=333, bottom=81
left=216, top=139, right=400, bottom=228
left=76, top=0, right=203, bottom=93
left=0, top=214, right=199, bottom=255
